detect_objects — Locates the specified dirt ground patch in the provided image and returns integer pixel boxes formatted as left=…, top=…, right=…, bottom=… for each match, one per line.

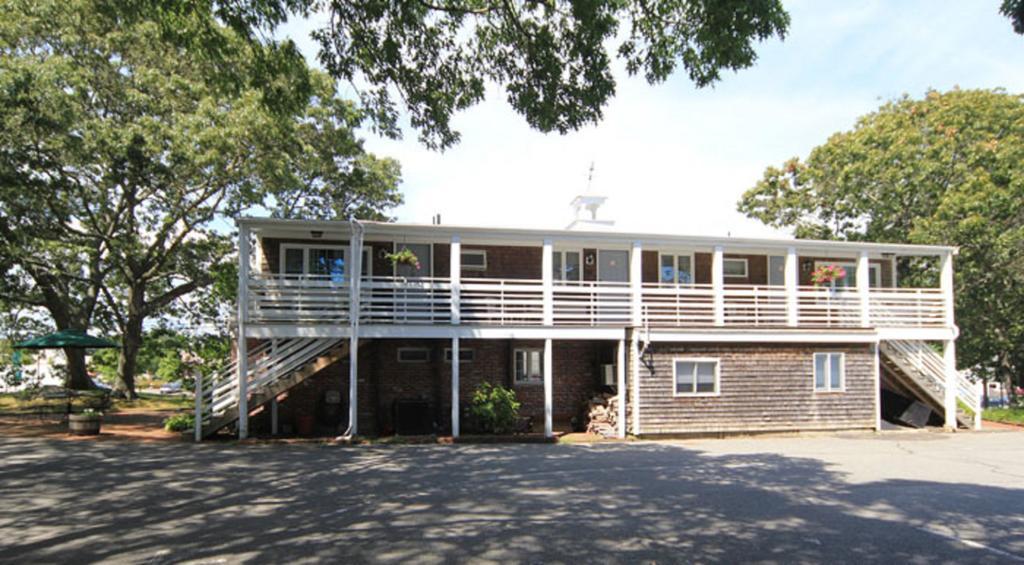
left=0, top=410, right=185, bottom=442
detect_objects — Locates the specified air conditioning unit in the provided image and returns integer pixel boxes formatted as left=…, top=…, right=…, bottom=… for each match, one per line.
left=601, top=364, right=616, bottom=386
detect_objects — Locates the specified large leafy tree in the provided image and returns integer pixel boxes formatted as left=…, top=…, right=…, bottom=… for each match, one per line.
left=0, top=0, right=401, bottom=395
left=205, top=0, right=791, bottom=149
left=737, top=89, right=1024, bottom=398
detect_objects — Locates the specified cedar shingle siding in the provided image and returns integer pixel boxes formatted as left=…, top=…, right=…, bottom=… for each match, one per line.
left=635, top=343, right=875, bottom=435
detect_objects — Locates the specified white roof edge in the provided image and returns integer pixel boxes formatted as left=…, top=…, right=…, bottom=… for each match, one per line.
left=236, top=217, right=958, bottom=255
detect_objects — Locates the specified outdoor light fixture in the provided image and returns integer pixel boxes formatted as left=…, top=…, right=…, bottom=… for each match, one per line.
left=310, top=230, right=323, bottom=239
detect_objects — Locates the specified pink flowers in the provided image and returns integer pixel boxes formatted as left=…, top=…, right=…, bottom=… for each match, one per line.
left=811, top=264, right=847, bottom=286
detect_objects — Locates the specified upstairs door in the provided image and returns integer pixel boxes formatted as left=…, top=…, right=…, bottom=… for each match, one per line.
left=597, top=250, right=629, bottom=283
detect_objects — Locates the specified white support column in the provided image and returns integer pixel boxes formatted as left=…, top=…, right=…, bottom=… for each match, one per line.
left=616, top=338, right=626, bottom=439
left=451, top=336, right=460, bottom=438
left=543, top=338, right=553, bottom=438
left=857, top=251, right=871, bottom=327
left=873, top=343, right=882, bottom=432
left=194, top=372, right=203, bottom=442
left=236, top=223, right=250, bottom=440
left=712, top=246, right=725, bottom=326
left=943, top=339, right=958, bottom=431
left=785, top=246, right=799, bottom=327
left=348, top=225, right=364, bottom=437
left=940, top=251, right=955, bottom=328
left=630, top=242, right=643, bottom=327
left=450, top=236, right=461, bottom=325
left=630, top=332, right=641, bottom=436
left=542, top=239, right=554, bottom=326
left=348, top=334, right=359, bottom=436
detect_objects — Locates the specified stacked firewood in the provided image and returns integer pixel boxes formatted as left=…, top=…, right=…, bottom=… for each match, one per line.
left=585, top=393, right=620, bottom=438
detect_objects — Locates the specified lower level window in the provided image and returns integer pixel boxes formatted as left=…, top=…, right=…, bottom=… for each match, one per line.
left=814, top=352, right=844, bottom=391
left=514, top=349, right=543, bottom=383
left=674, top=359, right=719, bottom=395
left=397, top=347, right=430, bottom=363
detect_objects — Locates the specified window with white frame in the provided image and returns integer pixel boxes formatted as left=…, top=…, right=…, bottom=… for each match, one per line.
left=397, top=347, right=431, bottom=363
left=552, top=250, right=581, bottom=281
left=280, top=245, right=370, bottom=281
left=660, top=253, right=694, bottom=284
left=443, top=348, right=475, bottom=363
left=673, top=358, right=719, bottom=395
left=514, top=349, right=543, bottom=383
left=814, top=261, right=880, bottom=288
left=723, top=258, right=748, bottom=278
left=813, top=352, right=844, bottom=392
left=461, top=249, right=487, bottom=272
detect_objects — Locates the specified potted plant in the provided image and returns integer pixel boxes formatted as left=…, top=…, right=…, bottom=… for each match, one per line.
left=68, top=408, right=102, bottom=436
left=810, top=264, right=847, bottom=287
left=385, top=247, right=421, bottom=271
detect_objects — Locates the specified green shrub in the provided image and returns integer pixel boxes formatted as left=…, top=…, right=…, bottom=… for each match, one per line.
left=163, top=413, right=195, bottom=432
left=468, top=383, right=520, bottom=434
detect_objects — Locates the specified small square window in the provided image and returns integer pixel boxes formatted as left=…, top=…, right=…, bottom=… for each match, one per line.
left=397, top=347, right=430, bottom=363
left=674, top=359, right=720, bottom=396
left=514, top=349, right=543, bottom=383
left=461, top=249, right=487, bottom=271
left=813, top=352, right=844, bottom=392
left=723, top=258, right=748, bottom=278
left=443, top=348, right=475, bottom=363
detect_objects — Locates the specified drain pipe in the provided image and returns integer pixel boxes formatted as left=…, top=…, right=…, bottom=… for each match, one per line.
left=338, top=217, right=364, bottom=440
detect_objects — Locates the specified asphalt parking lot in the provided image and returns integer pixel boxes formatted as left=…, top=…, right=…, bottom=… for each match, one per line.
left=1, top=430, right=1022, bottom=563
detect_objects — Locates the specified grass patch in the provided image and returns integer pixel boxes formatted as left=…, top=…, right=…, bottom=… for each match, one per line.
left=0, top=391, right=191, bottom=414
left=982, top=406, right=1024, bottom=426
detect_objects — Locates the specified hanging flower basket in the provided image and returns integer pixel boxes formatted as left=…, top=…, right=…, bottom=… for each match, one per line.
left=386, top=247, right=421, bottom=270
left=810, top=264, right=847, bottom=286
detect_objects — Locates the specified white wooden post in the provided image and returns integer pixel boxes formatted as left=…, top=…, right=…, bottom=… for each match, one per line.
left=785, top=246, right=799, bottom=327
left=630, top=332, right=641, bottom=436
left=872, top=343, right=882, bottom=431
left=940, top=251, right=955, bottom=328
left=857, top=251, right=871, bottom=327
left=194, top=372, right=203, bottom=442
left=616, top=338, right=626, bottom=439
left=348, top=225, right=364, bottom=437
left=236, top=223, right=250, bottom=440
left=712, top=246, right=725, bottom=326
left=451, top=336, right=460, bottom=438
left=543, top=338, right=553, bottom=438
left=630, top=242, right=643, bottom=327
left=943, top=339, right=958, bottom=431
left=542, top=239, right=554, bottom=326
left=450, top=236, right=461, bottom=325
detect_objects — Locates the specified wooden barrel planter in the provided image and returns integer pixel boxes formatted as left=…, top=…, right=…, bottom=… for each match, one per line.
left=68, top=413, right=102, bottom=436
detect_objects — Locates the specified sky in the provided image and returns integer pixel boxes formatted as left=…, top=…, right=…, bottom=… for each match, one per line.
left=277, top=0, right=1023, bottom=239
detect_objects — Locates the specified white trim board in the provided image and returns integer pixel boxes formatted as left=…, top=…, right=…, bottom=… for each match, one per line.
left=647, top=330, right=880, bottom=344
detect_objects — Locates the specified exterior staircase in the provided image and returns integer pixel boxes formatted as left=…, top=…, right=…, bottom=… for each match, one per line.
left=879, top=339, right=981, bottom=429
left=197, top=338, right=348, bottom=438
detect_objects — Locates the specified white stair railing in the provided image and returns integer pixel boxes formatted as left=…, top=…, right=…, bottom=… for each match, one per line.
left=880, top=339, right=981, bottom=426
left=196, top=337, right=343, bottom=431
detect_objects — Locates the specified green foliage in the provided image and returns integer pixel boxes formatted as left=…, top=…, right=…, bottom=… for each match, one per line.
left=1003, top=0, right=1024, bottom=34
left=737, top=89, right=1024, bottom=390
left=163, top=412, right=195, bottom=432
left=983, top=407, right=1024, bottom=425
left=468, top=382, right=520, bottom=434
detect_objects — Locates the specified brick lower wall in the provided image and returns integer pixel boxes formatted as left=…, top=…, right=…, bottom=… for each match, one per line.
left=635, top=342, right=876, bottom=435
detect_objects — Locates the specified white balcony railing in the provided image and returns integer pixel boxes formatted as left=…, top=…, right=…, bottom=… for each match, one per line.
left=245, top=275, right=952, bottom=330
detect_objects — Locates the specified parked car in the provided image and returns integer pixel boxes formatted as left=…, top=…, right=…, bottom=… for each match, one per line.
left=160, top=381, right=183, bottom=395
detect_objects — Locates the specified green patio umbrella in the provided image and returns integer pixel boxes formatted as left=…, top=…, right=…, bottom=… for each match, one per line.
left=14, top=329, right=118, bottom=350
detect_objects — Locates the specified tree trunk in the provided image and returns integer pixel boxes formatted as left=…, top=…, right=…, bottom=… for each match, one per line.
left=64, top=347, right=93, bottom=390
left=116, top=286, right=145, bottom=400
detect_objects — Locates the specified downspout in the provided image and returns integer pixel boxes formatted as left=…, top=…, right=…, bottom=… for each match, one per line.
left=338, top=217, right=365, bottom=439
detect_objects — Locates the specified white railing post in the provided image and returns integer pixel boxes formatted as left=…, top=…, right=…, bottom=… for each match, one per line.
left=630, top=331, right=641, bottom=436
left=712, top=246, right=725, bottom=326
left=857, top=251, right=871, bottom=327
left=451, top=336, right=460, bottom=438
left=348, top=224, right=364, bottom=437
left=943, top=339, right=958, bottom=431
left=543, top=338, right=553, bottom=438
left=236, top=222, right=250, bottom=440
left=940, top=251, right=955, bottom=328
left=785, top=247, right=798, bottom=326
left=194, top=372, right=203, bottom=442
left=617, top=338, right=626, bottom=439
left=450, top=236, right=461, bottom=325
left=542, top=239, right=554, bottom=326
left=630, top=242, right=643, bottom=327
